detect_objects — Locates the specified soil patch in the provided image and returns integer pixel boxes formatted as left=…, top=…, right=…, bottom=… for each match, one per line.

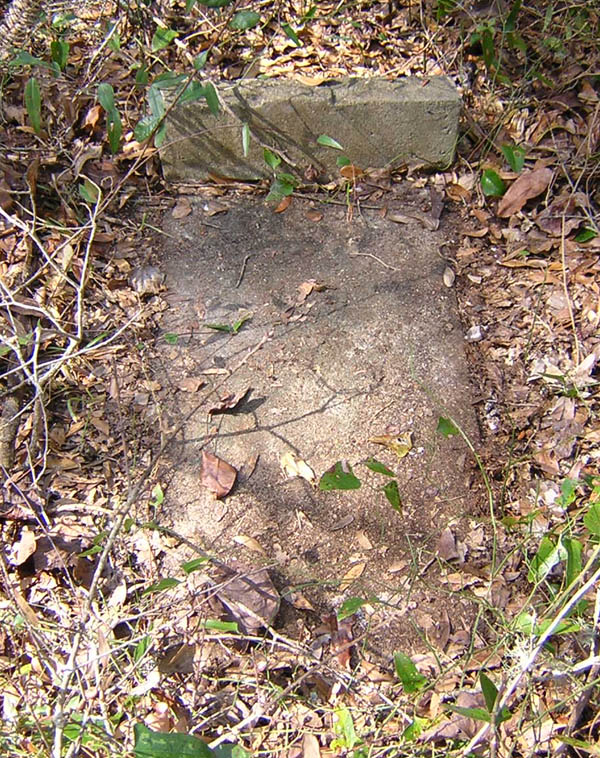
left=150, top=187, right=485, bottom=658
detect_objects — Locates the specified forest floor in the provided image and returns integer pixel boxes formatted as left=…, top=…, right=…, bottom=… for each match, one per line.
left=1, top=1, right=599, bottom=757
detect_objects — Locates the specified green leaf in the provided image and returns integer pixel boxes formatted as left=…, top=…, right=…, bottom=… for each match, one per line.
left=402, top=717, right=429, bottom=741
left=480, top=672, right=498, bottom=712
left=194, top=50, right=209, bottom=70
left=263, top=148, right=281, bottom=170
left=143, top=577, right=181, bottom=596
left=563, top=537, right=582, bottom=589
left=436, top=416, right=459, bottom=437
left=503, top=0, right=522, bottom=32
left=230, top=10, right=260, bottom=30
left=151, top=27, right=178, bottom=52
left=50, top=39, right=69, bottom=70
left=336, top=155, right=351, bottom=167
left=203, top=82, right=219, bottom=115
left=319, top=461, right=361, bottom=491
left=584, top=502, right=600, bottom=536
left=154, top=121, right=167, bottom=148
left=134, top=724, right=215, bottom=757
left=134, top=635, right=150, bottom=663
left=394, top=651, right=427, bottom=693
left=501, top=143, right=526, bottom=172
left=242, top=123, right=250, bottom=157
left=24, top=77, right=42, bottom=135
left=135, top=66, right=149, bottom=87
left=134, top=114, right=160, bottom=143
left=383, top=480, right=402, bottom=513
left=147, top=85, right=165, bottom=117
left=97, top=82, right=116, bottom=112
left=337, top=597, right=368, bottom=620
left=282, top=22, right=301, bottom=46
left=364, top=458, right=395, bottom=477
left=79, top=178, right=99, bottom=204
left=481, top=169, right=506, bottom=197
left=106, top=21, right=121, bottom=51
left=10, top=51, right=46, bottom=67
left=150, top=484, right=164, bottom=507
left=575, top=227, right=598, bottom=243
left=163, top=333, right=178, bottom=345
left=203, top=619, right=239, bottom=632
left=317, top=134, right=344, bottom=150
left=107, top=111, right=122, bottom=153
left=446, top=704, right=491, bottom=723
left=152, top=72, right=188, bottom=90
left=213, top=745, right=251, bottom=758
left=265, top=176, right=295, bottom=205
left=528, top=536, right=561, bottom=583
left=179, top=81, right=207, bottom=104
left=181, top=557, right=209, bottom=574
left=481, top=26, right=497, bottom=71
left=556, top=478, right=578, bottom=509
left=333, top=707, right=358, bottom=749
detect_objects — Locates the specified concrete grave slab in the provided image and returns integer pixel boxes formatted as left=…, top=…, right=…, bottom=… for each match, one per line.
left=161, top=77, right=461, bottom=182
left=152, top=190, right=480, bottom=655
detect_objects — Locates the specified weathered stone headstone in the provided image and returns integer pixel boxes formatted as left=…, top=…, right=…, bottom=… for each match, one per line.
left=161, top=77, right=461, bottom=181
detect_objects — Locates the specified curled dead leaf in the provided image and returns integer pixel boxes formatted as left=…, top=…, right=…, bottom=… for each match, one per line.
left=233, top=534, right=267, bottom=557
left=280, top=451, right=315, bottom=483
left=201, top=450, right=237, bottom=499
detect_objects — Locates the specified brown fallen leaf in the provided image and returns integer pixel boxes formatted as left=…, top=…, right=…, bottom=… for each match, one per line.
left=437, top=527, right=459, bottom=561
left=171, top=197, right=192, bottom=218
left=340, top=164, right=364, bottom=181
left=201, top=450, right=237, bottom=498
left=203, top=199, right=228, bottom=215
left=297, top=279, right=326, bottom=304
left=302, top=733, right=321, bottom=758
left=233, top=534, right=268, bottom=557
left=305, top=209, right=323, bottom=222
left=275, top=195, right=292, bottom=213
left=178, top=376, right=205, bottom=393
left=208, top=388, right=250, bottom=414
left=213, top=563, right=280, bottom=632
left=339, top=561, right=366, bottom=592
left=283, top=586, right=316, bottom=611
left=9, top=527, right=37, bottom=566
left=497, top=168, right=553, bottom=217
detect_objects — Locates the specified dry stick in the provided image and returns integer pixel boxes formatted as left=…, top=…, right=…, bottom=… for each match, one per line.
left=559, top=212, right=580, bottom=367
left=461, top=553, right=600, bottom=756
left=554, top=583, right=600, bottom=758
left=51, top=329, right=273, bottom=757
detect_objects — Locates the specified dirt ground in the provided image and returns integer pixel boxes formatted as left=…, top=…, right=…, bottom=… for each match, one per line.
left=140, top=184, right=490, bottom=660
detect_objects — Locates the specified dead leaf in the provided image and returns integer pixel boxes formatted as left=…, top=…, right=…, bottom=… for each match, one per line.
left=171, top=198, right=192, bottom=218
left=305, top=209, right=323, bottom=222
left=497, top=168, right=553, bottom=217
left=82, top=104, right=102, bottom=132
left=331, top=617, right=354, bottom=669
left=213, top=563, right=280, bottom=632
left=302, top=733, right=321, bottom=758
left=296, top=279, right=326, bottom=304
left=443, top=266, right=455, bottom=287
left=280, top=451, right=315, bottom=483
left=340, top=164, right=364, bottom=181
left=369, top=431, right=412, bottom=459
left=275, top=195, right=292, bottom=213
left=208, top=388, right=250, bottom=414
left=9, top=527, right=37, bottom=566
left=203, top=199, right=228, bottom=215
left=356, top=530, right=373, bottom=549
left=283, top=586, right=316, bottom=611
left=201, top=450, right=237, bottom=498
left=233, top=534, right=268, bottom=557
left=437, top=527, right=459, bottom=561
left=178, top=377, right=205, bottom=392
left=339, top=561, right=366, bottom=592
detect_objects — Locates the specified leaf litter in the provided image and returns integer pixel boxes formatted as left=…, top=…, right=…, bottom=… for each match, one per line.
left=1, top=1, right=599, bottom=756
